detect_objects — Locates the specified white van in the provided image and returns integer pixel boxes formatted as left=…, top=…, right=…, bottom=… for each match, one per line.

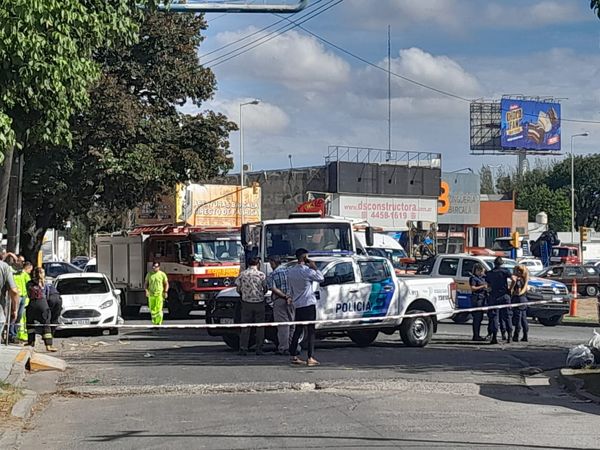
left=355, top=232, right=407, bottom=272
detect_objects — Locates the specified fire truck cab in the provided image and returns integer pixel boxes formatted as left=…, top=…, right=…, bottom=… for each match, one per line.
left=96, top=225, right=242, bottom=318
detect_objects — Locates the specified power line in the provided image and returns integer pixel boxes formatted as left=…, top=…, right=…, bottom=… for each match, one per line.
left=278, top=16, right=600, bottom=125
left=200, top=0, right=326, bottom=61
left=205, top=0, right=343, bottom=68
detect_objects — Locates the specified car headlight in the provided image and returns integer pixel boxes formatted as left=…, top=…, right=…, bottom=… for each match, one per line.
left=528, top=286, right=540, bottom=293
left=100, top=299, right=114, bottom=309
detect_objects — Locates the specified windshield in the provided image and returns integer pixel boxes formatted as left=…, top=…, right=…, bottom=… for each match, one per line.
left=552, top=247, right=576, bottom=257
left=365, top=248, right=407, bottom=269
left=265, top=223, right=353, bottom=258
left=193, top=239, right=243, bottom=263
left=56, top=277, right=109, bottom=295
left=492, top=239, right=515, bottom=251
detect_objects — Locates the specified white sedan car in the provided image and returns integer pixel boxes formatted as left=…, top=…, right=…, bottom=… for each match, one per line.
left=518, top=258, right=545, bottom=276
left=54, top=273, right=121, bottom=335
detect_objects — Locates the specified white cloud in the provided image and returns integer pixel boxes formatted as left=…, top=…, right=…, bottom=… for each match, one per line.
left=208, top=28, right=350, bottom=91
left=485, top=1, right=585, bottom=28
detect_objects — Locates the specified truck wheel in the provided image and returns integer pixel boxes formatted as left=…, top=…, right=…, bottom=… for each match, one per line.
left=348, top=329, right=379, bottom=347
left=400, top=310, right=433, bottom=347
left=451, top=312, right=471, bottom=324
left=586, top=285, right=598, bottom=297
left=538, top=315, right=563, bottom=327
left=167, top=288, right=192, bottom=319
left=222, top=335, right=240, bottom=350
left=109, top=328, right=119, bottom=336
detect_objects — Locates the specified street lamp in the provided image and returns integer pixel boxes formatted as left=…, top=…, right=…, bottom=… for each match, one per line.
left=570, top=132, right=589, bottom=244
left=239, top=100, right=259, bottom=224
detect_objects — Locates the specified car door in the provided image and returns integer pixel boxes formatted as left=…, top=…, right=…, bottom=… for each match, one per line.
left=354, top=259, right=397, bottom=318
left=562, top=266, right=581, bottom=288
left=317, top=261, right=361, bottom=322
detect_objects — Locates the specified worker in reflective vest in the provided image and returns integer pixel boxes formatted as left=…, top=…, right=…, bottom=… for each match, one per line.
left=144, top=261, right=169, bottom=326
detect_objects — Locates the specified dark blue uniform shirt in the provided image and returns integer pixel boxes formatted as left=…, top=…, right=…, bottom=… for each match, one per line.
left=485, top=267, right=512, bottom=296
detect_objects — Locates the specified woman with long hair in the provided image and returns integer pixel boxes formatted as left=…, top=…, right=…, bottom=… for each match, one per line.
left=511, top=265, right=530, bottom=342
left=25, top=267, right=57, bottom=352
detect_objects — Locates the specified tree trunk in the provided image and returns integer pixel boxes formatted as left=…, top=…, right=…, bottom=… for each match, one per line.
left=6, top=152, right=23, bottom=252
left=0, top=144, right=14, bottom=239
left=20, top=207, right=53, bottom=265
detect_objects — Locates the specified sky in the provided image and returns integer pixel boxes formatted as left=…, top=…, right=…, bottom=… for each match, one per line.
left=183, top=0, right=600, bottom=175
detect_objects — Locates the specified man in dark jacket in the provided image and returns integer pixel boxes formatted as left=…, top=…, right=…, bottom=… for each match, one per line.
left=485, top=257, right=514, bottom=344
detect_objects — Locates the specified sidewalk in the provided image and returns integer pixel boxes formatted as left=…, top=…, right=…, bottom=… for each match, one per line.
left=0, top=346, right=30, bottom=385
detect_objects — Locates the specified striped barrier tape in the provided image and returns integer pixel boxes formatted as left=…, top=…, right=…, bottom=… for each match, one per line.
left=29, top=298, right=569, bottom=330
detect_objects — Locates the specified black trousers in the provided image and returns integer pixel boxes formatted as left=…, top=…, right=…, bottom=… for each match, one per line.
left=512, top=296, right=529, bottom=337
left=471, top=295, right=485, bottom=338
left=290, top=305, right=316, bottom=359
left=489, top=293, right=512, bottom=336
left=47, top=296, right=63, bottom=335
left=26, top=300, right=53, bottom=346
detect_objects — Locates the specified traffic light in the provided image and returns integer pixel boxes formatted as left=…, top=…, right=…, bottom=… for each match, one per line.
left=580, top=227, right=589, bottom=242
left=510, top=231, right=520, bottom=249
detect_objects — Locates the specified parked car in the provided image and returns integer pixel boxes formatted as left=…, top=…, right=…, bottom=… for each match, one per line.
left=43, top=261, right=83, bottom=280
left=71, top=256, right=90, bottom=270
left=537, top=264, right=600, bottom=297
left=207, top=255, right=456, bottom=349
left=518, top=258, right=545, bottom=276
left=418, top=254, right=570, bottom=326
left=54, top=273, right=121, bottom=335
left=83, top=257, right=97, bottom=273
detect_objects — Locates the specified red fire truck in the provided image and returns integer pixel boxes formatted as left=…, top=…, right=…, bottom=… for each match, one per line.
left=96, top=225, right=242, bottom=318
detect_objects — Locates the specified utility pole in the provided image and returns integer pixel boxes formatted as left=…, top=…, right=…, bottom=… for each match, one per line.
left=6, top=152, right=24, bottom=252
left=386, top=25, right=391, bottom=162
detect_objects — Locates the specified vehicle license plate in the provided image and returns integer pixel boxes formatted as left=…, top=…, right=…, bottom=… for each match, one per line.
left=72, top=319, right=90, bottom=325
left=221, top=318, right=234, bottom=324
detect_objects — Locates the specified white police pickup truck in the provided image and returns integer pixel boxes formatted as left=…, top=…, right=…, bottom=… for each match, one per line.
left=207, top=255, right=456, bottom=349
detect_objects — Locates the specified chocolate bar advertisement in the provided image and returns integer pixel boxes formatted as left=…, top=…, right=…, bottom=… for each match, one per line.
left=500, top=99, right=561, bottom=151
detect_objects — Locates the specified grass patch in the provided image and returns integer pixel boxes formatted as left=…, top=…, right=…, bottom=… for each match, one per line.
left=0, top=382, right=22, bottom=419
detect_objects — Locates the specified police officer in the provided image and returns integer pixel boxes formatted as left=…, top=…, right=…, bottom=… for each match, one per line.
left=469, top=263, right=488, bottom=341
left=485, top=257, right=514, bottom=344
left=511, top=265, right=529, bottom=342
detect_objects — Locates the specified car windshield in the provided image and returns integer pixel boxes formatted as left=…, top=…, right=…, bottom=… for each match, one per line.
left=56, top=277, right=109, bottom=295
left=492, top=239, right=514, bottom=251
left=265, top=223, right=353, bottom=258
left=193, top=239, right=243, bottom=263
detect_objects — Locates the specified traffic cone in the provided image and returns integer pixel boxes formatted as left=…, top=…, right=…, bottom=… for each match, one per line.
left=569, top=278, right=578, bottom=317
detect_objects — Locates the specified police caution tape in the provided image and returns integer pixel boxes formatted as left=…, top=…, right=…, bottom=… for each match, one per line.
left=37, top=298, right=566, bottom=329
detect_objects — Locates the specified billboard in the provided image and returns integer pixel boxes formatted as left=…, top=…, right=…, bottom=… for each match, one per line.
left=330, top=194, right=437, bottom=230
left=500, top=99, right=561, bottom=151
left=135, top=184, right=261, bottom=227
left=438, top=173, right=480, bottom=225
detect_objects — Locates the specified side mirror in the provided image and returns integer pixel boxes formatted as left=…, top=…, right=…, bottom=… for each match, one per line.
left=241, top=224, right=250, bottom=247
left=365, top=226, right=374, bottom=247
left=114, top=289, right=122, bottom=296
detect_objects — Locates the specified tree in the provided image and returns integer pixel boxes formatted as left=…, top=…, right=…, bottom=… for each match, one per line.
left=479, top=165, right=495, bottom=195
left=547, top=155, right=600, bottom=230
left=516, top=184, right=570, bottom=231
left=19, top=12, right=237, bottom=262
left=592, top=0, right=600, bottom=18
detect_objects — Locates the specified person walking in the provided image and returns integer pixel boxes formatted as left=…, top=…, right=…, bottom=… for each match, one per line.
left=287, top=248, right=324, bottom=366
left=485, top=257, right=514, bottom=344
left=10, top=260, right=31, bottom=343
left=144, top=262, right=169, bottom=326
left=0, top=259, right=20, bottom=344
left=511, top=265, right=530, bottom=342
left=267, top=256, right=294, bottom=355
left=469, top=263, right=488, bottom=342
left=235, top=257, right=267, bottom=355
left=25, top=267, right=57, bottom=352
left=16, top=262, right=33, bottom=343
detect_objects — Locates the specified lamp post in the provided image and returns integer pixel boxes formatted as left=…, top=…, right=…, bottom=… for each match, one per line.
left=570, top=132, right=589, bottom=244
left=239, top=100, right=259, bottom=225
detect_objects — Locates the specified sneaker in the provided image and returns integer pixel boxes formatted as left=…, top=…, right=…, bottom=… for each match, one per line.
left=307, top=358, right=320, bottom=367
left=46, top=345, right=58, bottom=353
left=291, top=357, right=306, bottom=365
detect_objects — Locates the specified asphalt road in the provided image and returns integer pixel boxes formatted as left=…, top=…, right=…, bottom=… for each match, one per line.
left=18, top=318, right=600, bottom=450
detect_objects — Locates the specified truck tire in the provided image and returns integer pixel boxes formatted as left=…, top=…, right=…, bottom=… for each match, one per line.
left=586, top=285, right=598, bottom=297
left=348, top=329, right=379, bottom=347
left=167, top=287, right=193, bottom=319
left=400, top=309, right=433, bottom=347
left=538, top=315, right=563, bottom=327
left=451, top=312, right=471, bottom=324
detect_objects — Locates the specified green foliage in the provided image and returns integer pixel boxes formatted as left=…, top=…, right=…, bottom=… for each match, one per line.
left=517, top=184, right=570, bottom=231
left=19, top=12, right=236, bottom=260
left=0, top=0, right=156, bottom=160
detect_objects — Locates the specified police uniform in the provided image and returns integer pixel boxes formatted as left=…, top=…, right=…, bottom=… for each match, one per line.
left=485, top=267, right=513, bottom=343
left=469, top=273, right=487, bottom=340
left=511, top=278, right=529, bottom=342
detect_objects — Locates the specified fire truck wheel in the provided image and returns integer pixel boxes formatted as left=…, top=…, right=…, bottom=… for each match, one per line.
left=167, top=287, right=193, bottom=319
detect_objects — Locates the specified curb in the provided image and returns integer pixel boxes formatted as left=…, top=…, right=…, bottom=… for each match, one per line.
left=560, top=319, right=599, bottom=328
left=4, top=348, right=32, bottom=387
left=11, top=389, right=38, bottom=420
left=556, top=369, right=600, bottom=404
